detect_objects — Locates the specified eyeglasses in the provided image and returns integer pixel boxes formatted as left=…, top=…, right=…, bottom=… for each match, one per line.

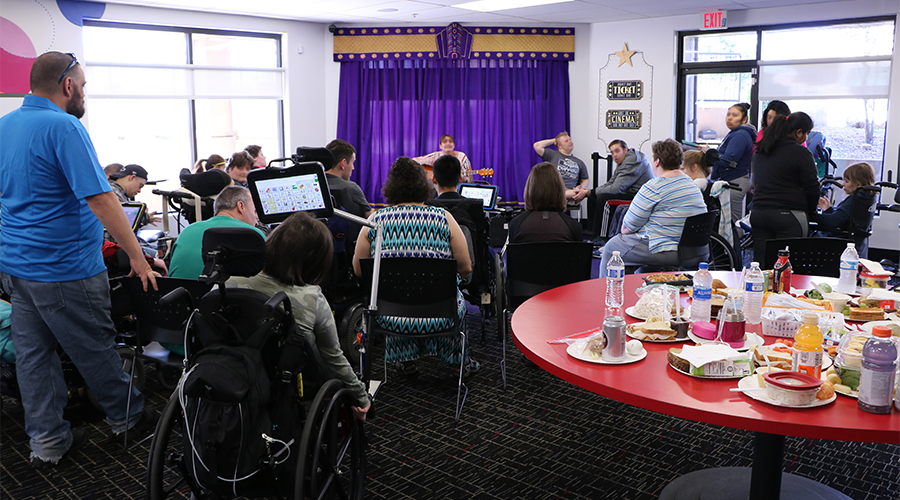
left=58, top=53, right=79, bottom=84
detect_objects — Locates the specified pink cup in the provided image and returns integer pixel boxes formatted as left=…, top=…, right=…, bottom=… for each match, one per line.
left=721, top=311, right=746, bottom=348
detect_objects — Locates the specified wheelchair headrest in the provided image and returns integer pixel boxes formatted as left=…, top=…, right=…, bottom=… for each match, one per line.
left=294, top=147, right=334, bottom=171
left=201, top=227, right=266, bottom=282
left=181, top=168, right=233, bottom=197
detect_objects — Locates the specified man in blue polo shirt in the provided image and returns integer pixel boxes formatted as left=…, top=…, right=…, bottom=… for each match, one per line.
left=0, top=51, right=159, bottom=468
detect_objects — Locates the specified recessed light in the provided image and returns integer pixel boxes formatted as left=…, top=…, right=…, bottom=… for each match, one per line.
left=453, top=0, right=574, bottom=12
left=378, top=8, right=399, bottom=12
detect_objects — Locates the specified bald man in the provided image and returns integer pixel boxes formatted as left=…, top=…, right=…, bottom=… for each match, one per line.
left=0, top=51, right=159, bottom=468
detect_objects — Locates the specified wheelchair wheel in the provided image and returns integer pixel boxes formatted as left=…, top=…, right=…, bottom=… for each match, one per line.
left=337, top=303, right=365, bottom=369
left=88, top=345, right=145, bottom=412
left=147, top=393, right=197, bottom=500
left=155, top=365, right=181, bottom=391
left=708, top=233, right=739, bottom=272
left=295, top=379, right=366, bottom=500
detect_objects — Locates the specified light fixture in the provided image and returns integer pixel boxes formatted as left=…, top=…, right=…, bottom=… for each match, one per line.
left=377, top=8, right=399, bottom=12
left=453, top=0, right=574, bottom=12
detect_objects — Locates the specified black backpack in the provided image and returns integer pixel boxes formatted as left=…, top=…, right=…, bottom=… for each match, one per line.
left=180, top=296, right=312, bottom=497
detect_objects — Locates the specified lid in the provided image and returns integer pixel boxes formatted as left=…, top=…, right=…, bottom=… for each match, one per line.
left=751, top=261, right=759, bottom=267
left=763, top=371, right=824, bottom=391
left=872, top=325, right=892, bottom=338
left=699, top=262, right=709, bottom=270
left=777, top=249, right=790, bottom=257
left=860, top=269, right=891, bottom=278
left=612, top=251, right=620, bottom=256
left=801, top=312, right=818, bottom=324
left=847, top=243, right=855, bottom=248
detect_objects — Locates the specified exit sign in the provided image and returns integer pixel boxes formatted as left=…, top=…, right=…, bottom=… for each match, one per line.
left=701, top=10, right=727, bottom=30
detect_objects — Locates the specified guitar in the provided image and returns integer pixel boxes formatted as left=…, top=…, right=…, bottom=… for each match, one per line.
left=422, top=166, right=494, bottom=180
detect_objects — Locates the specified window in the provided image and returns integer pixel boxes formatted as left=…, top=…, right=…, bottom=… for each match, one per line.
left=82, top=23, right=283, bottom=211
left=678, top=18, right=895, bottom=181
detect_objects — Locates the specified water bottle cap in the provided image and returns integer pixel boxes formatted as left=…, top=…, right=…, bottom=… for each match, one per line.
left=847, top=243, right=855, bottom=248
left=872, top=325, right=892, bottom=338
left=699, top=262, right=708, bottom=269
left=751, top=262, right=759, bottom=267
left=612, top=251, right=620, bottom=255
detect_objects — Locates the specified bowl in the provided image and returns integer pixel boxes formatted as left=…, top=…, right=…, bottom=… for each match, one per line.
left=823, top=292, right=851, bottom=314
left=762, top=371, right=823, bottom=406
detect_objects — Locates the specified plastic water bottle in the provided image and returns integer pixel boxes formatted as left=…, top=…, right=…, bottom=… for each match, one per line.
left=837, top=243, right=859, bottom=294
left=605, top=251, right=625, bottom=308
left=743, top=262, right=765, bottom=325
left=691, top=262, right=712, bottom=323
left=858, top=325, right=897, bottom=414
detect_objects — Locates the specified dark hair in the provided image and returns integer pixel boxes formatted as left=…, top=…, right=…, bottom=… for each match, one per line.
left=30, top=52, right=78, bottom=94
left=439, top=134, right=455, bottom=144
left=244, top=145, right=262, bottom=158
left=524, top=162, right=566, bottom=211
left=263, top=212, right=333, bottom=286
left=756, top=112, right=814, bottom=155
left=194, top=154, right=226, bottom=172
left=104, top=163, right=124, bottom=178
left=842, top=162, right=875, bottom=188
left=652, top=139, right=684, bottom=170
left=382, top=157, right=432, bottom=204
left=761, top=100, right=791, bottom=130
left=730, top=102, right=751, bottom=123
left=682, top=151, right=709, bottom=177
left=228, top=151, right=253, bottom=171
left=609, top=139, right=628, bottom=151
left=432, top=155, right=461, bottom=188
left=326, top=139, right=356, bottom=167
left=214, top=186, right=252, bottom=214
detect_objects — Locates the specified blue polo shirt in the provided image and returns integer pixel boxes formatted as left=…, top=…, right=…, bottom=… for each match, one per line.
left=0, top=95, right=111, bottom=281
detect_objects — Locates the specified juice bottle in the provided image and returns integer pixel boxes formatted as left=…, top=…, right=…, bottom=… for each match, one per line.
left=858, top=325, right=897, bottom=414
left=792, top=312, right=823, bottom=379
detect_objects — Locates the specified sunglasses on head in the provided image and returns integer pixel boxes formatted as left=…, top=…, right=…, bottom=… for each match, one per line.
left=58, top=53, right=79, bottom=84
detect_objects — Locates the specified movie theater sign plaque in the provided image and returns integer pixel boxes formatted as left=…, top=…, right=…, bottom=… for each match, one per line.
left=607, top=80, right=642, bottom=100
left=606, top=110, right=642, bottom=129
left=599, top=43, right=653, bottom=149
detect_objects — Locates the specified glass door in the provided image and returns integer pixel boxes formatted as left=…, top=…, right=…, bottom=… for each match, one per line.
left=681, top=69, right=756, bottom=146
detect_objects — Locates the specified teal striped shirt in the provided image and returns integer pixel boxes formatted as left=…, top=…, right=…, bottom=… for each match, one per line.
left=622, top=174, right=707, bottom=253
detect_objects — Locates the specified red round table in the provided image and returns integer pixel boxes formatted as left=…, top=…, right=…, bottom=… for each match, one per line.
left=511, top=272, right=899, bottom=500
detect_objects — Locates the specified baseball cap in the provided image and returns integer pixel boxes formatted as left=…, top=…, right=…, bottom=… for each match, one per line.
left=110, top=164, right=158, bottom=185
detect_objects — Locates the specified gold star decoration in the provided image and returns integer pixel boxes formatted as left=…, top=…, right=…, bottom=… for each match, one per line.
left=615, top=43, right=636, bottom=67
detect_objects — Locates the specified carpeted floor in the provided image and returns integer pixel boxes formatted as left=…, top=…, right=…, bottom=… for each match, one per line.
left=2, top=307, right=899, bottom=500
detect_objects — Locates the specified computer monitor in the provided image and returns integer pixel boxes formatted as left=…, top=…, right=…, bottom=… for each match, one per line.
left=246, top=161, right=334, bottom=224
left=120, top=203, right=146, bottom=232
left=457, top=183, right=498, bottom=210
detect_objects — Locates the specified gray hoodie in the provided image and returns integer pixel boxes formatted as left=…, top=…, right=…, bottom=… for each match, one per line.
left=595, top=148, right=653, bottom=196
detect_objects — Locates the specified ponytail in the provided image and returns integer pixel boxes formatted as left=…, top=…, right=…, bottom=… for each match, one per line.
left=756, top=112, right=813, bottom=155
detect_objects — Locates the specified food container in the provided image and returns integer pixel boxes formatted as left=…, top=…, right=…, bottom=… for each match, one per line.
left=823, top=292, right=851, bottom=314
left=762, top=371, right=823, bottom=406
left=859, top=270, right=890, bottom=292
left=761, top=308, right=844, bottom=338
left=692, top=321, right=717, bottom=340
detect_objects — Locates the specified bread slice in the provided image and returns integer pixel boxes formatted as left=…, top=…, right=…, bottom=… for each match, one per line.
left=849, top=307, right=884, bottom=321
left=667, top=348, right=690, bottom=373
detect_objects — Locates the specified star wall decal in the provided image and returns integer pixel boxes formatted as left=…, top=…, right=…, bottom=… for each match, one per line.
left=615, top=43, right=636, bottom=67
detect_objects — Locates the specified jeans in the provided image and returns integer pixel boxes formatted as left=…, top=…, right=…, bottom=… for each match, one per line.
left=1, top=271, right=144, bottom=461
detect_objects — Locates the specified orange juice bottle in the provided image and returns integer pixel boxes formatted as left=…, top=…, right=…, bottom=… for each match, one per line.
left=791, top=313, right=823, bottom=378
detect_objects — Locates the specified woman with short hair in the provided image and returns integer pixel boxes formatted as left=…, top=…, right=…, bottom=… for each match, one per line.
left=352, top=157, right=476, bottom=376
left=227, top=212, right=370, bottom=420
left=507, top=162, right=583, bottom=243
left=227, top=151, right=254, bottom=188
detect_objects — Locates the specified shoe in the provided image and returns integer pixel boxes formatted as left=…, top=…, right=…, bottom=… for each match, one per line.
left=31, top=428, right=91, bottom=470
left=115, top=404, right=159, bottom=445
left=592, top=247, right=604, bottom=259
left=397, top=361, right=418, bottom=376
left=456, top=358, right=481, bottom=378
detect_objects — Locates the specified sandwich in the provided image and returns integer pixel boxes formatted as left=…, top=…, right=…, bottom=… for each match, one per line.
left=751, top=345, right=793, bottom=371
left=627, top=318, right=676, bottom=341
left=667, top=348, right=691, bottom=373
left=582, top=338, right=604, bottom=360
left=849, top=307, right=884, bottom=322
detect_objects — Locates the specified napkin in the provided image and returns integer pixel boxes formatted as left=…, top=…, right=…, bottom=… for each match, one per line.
left=859, top=259, right=892, bottom=275
left=866, top=288, right=900, bottom=303
left=677, top=344, right=744, bottom=366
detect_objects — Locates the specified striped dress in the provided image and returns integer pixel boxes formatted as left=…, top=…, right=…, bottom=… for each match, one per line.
left=622, top=174, right=707, bottom=253
left=367, top=204, right=468, bottom=364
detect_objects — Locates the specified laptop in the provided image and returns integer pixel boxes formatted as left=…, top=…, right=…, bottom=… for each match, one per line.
left=457, top=183, right=499, bottom=210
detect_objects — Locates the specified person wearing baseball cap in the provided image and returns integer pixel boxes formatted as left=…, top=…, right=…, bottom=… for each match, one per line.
left=109, top=164, right=161, bottom=225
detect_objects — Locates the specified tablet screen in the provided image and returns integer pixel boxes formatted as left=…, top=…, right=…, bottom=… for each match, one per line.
left=458, top=184, right=498, bottom=210
left=247, top=161, right=334, bottom=223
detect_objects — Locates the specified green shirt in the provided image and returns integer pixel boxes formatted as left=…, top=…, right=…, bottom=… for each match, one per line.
left=168, top=215, right=265, bottom=279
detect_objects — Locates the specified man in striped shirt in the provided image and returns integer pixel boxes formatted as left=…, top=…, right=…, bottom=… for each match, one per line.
left=597, top=139, right=707, bottom=271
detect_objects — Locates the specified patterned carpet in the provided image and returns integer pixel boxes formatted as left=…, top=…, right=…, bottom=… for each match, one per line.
left=2, top=307, right=899, bottom=500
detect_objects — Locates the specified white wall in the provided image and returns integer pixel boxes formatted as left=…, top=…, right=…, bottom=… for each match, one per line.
left=576, top=0, right=900, bottom=252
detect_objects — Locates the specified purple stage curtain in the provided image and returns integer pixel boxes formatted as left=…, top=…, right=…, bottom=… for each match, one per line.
left=336, top=58, right=570, bottom=205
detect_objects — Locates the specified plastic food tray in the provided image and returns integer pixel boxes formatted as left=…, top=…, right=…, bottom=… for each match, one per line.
left=761, top=309, right=844, bottom=338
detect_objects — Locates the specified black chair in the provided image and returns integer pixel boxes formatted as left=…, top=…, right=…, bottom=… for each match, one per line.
left=763, top=237, right=852, bottom=278
left=498, top=241, right=593, bottom=387
left=630, top=211, right=718, bottom=274
left=814, top=186, right=879, bottom=259
left=359, top=258, right=468, bottom=421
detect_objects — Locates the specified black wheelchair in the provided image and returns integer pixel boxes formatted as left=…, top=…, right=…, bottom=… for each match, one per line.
left=146, top=227, right=366, bottom=500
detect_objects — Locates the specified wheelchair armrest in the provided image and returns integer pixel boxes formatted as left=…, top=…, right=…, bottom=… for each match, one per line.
left=264, top=291, right=293, bottom=317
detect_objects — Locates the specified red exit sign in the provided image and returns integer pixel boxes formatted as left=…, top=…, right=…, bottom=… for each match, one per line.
left=701, top=10, right=727, bottom=30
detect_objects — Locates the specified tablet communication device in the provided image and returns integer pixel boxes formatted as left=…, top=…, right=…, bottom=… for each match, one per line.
left=120, top=202, right=146, bottom=232
left=247, top=161, right=334, bottom=224
left=457, top=183, right=498, bottom=210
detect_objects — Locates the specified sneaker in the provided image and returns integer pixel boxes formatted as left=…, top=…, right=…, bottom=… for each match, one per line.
left=592, top=247, right=604, bottom=259
left=397, top=361, right=418, bottom=376
left=115, top=404, right=159, bottom=445
left=31, top=428, right=91, bottom=470
left=459, top=358, right=481, bottom=378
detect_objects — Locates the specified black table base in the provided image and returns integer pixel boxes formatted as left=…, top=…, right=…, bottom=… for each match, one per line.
left=660, top=433, right=852, bottom=500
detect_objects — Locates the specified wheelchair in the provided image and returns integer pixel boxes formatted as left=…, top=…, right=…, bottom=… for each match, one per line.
left=146, top=227, right=366, bottom=500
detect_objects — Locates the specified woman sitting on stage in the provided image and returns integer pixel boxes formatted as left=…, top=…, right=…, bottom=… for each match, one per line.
left=352, top=157, right=476, bottom=376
